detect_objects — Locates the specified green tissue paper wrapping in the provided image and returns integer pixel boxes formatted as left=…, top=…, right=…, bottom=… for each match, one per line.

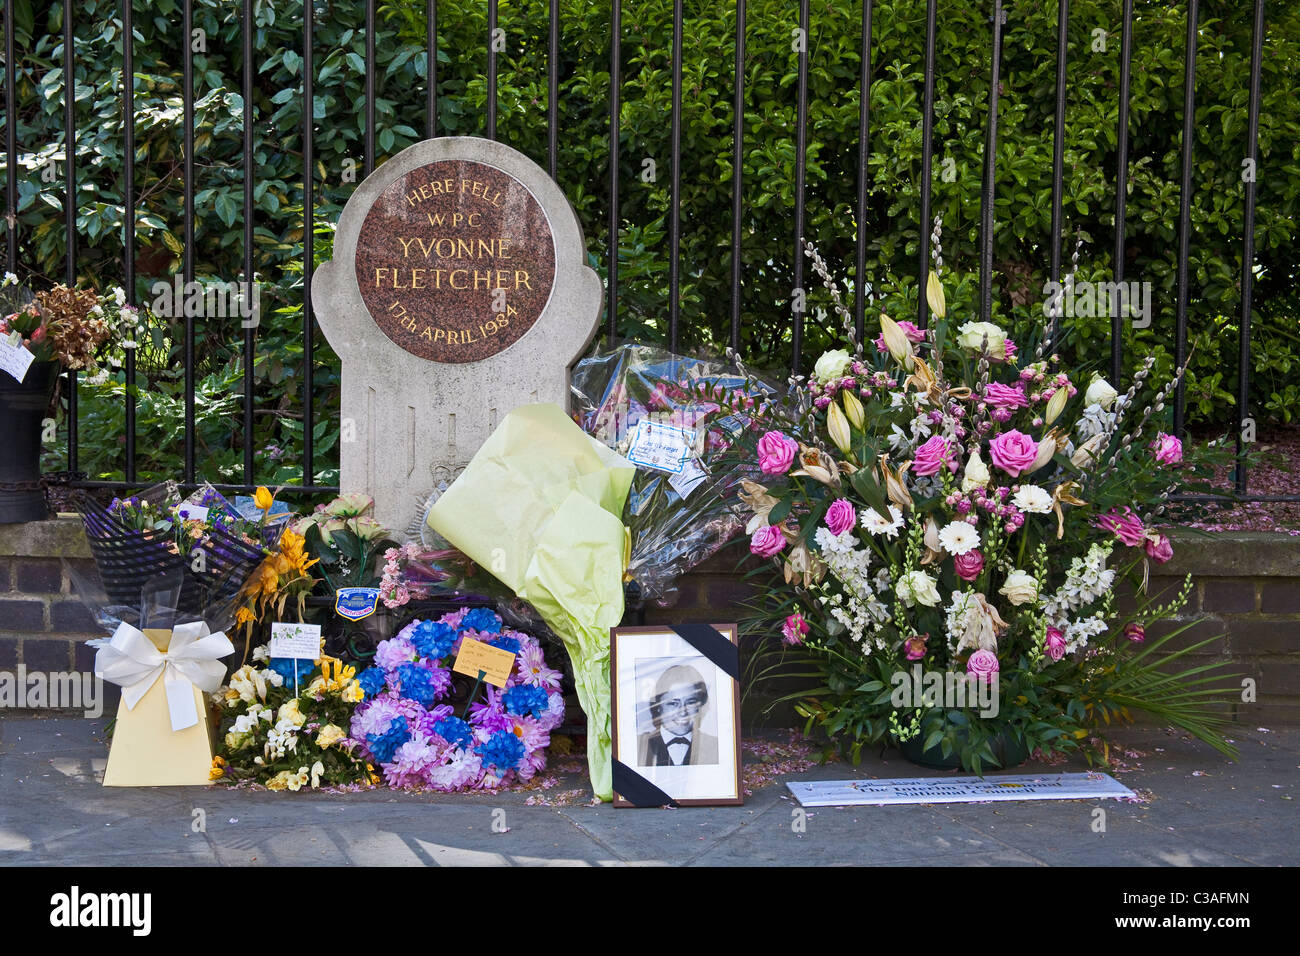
left=426, top=403, right=634, bottom=801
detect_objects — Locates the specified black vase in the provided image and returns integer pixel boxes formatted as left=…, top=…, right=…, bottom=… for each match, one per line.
left=897, top=724, right=1029, bottom=771
left=0, top=360, right=58, bottom=523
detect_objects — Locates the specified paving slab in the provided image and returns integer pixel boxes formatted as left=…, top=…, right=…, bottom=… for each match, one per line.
left=1, top=714, right=1295, bottom=866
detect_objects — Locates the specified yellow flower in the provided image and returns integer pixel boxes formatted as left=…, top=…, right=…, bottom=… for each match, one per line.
left=276, top=699, right=307, bottom=729
left=266, top=770, right=293, bottom=791
left=209, top=756, right=227, bottom=781
left=341, top=680, right=364, bottom=704
left=316, top=724, right=347, bottom=749
left=254, top=486, right=274, bottom=512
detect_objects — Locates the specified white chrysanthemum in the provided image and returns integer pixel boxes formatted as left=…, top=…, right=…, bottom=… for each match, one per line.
left=860, top=505, right=904, bottom=537
left=1012, top=484, right=1053, bottom=514
left=937, top=520, right=981, bottom=555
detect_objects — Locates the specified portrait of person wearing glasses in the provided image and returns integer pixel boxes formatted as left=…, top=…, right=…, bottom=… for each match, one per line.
left=637, top=663, right=719, bottom=767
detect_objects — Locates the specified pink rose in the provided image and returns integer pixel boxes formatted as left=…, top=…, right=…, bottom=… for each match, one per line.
left=824, top=499, right=856, bottom=536
left=750, top=524, right=786, bottom=558
left=1096, top=507, right=1146, bottom=547
left=952, top=549, right=984, bottom=582
left=966, top=649, right=1000, bottom=683
left=782, top=613, right=810, bottom=646
left=1145, top=533, right=1173, bottom=563
left=1044, top=626, right=1067, bottom=661
left=904, top=633, right=929, bottom=661
left=1152, top=432, right=1183, bottom=466
left=757, top=431, right=799, bottom=475
left=911, top=435, right=954, bottom=477
left=983, top=382, right=1028, bottom=409
left=1124, top=622, right=1145, bottom=643
left=988, top=430, right=1039, bottom=477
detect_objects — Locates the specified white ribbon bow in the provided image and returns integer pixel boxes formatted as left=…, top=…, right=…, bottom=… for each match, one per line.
left=94, top=621, right=235, bottom=731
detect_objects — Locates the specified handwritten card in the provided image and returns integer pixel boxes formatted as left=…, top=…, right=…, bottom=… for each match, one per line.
left=452, top=637, right=516, bottom=688
left=269, top=622, right=322, bottom=660
left=626, top=420, right=693, bottom=474
left=0, top=339, right=34, bottom=383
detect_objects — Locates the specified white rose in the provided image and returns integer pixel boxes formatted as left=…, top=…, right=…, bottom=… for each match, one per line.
left=813, top=349, right=853, bottom=385
left=998, top=570, right=1039, bottom=606
left=1084, top=374, right=1118, bottom=410
left=957, top=321, right=1007, bottom=356
left=1012, top=484, right=1053, bottom=514
left=961, top=448, right=991, bottom=493
left=895, top=570, right=942, bottom=608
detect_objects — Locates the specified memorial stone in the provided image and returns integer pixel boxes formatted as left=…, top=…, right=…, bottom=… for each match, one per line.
left=313, top=137, right=603, bottom=532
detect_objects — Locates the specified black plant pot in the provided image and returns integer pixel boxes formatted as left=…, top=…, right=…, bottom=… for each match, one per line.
left=897, top=724, right=1029, bottom=771
left=0, top=360, right=58, bottom=523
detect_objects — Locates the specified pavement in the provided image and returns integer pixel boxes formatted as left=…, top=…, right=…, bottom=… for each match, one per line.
left=0, top=714, right=1295, bottom=866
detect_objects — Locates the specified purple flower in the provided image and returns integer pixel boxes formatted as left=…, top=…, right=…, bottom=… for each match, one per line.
left=966, top=649, right=1000, bottom=683
left=750, top=524, right=786, bottom=558
left=988, top=430, right=1038, bottom=477
left=1152, top=432, right=1183, bottom=466
left=757, top=431, right=799, bottom=475
left=911, top=435, right=954, bottom=477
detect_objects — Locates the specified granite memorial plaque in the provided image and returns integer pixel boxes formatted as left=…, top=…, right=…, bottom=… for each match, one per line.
left=313, top=137, right=603, bottom=532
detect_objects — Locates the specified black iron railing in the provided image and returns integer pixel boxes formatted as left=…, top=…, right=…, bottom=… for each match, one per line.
left=0, top=0, right=1287, bottom=501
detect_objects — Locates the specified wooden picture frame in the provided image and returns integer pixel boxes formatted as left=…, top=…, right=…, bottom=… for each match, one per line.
left=610, top=623, right=743, bottom=808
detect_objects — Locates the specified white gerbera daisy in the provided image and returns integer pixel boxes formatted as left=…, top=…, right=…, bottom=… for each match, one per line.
left=1012, top=484, right=1053, bottom=514
left=937, top=520, right=980, bottom=555
left=860, top=505, right=904, bottom=538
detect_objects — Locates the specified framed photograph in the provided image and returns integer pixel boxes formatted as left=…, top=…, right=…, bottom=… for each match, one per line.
left=610, top=623, right=742, bottom=807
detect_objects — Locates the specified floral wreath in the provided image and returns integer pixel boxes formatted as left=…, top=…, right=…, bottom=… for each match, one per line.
left=349, top=607, right=565, bottom=790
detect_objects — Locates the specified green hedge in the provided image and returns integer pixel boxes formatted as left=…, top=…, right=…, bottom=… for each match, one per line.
left=3, top=0, right=1297, bottom=484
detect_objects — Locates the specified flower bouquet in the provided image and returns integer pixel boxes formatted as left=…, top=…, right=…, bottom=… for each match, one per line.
left=734, top=239, right=1238, bottom=773
left=212, top=644, right=374, bottom=790
left=570, top=343, right=773, bottom=604
left=349, top=607, right=565, bottom=790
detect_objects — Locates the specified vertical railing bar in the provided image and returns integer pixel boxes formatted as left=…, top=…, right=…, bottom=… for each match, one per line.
left=853, top=0, right=873, bottom=343
left=979, top=1, right=1004, bottom=327
left=1048, top=0, right=1069, bottom=343
left=1112, top=0, right=1133, bottom=384
left=123, top=0, right=136, bottom=482
left=364, top=0, right=374, bottom=175
left=487, top=0, right=497, bottom=140
left=427, top=0, right=437, bottom=137
left=607, top=0, right=620, bottom=344
left=916, top=0, right=936, bottom=329
left=1172, top=0, right=1199, bottom=439
left=668, top=0, right=682, bottom=352
left=729, top=0, right=745, bottom=353
left=548, top=0, right=558, bottom=179
left=242, top=0, right=255, bottom=485
left=1237, top=0, right=1265, bottom=494
left=791, top=0, right=809, bottom=375
left=4, top=0, right=16, bottom=275
left=181, top=0, right=194, bottom=483
left=302, top=0, right=315, bottom=485
left=63, top=0, right=78, bottom=474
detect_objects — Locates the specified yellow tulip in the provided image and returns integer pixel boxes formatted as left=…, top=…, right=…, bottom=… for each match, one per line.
left=254, top=486, right=274, bottom=512
left=826, top=400, right=852, bottom=455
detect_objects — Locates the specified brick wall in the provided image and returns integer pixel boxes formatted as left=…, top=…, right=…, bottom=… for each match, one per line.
left=3, top=519, right=1298, bottom=723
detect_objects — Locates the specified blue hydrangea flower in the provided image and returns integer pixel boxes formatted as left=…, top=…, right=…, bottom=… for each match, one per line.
left=461, top=607, right=502, bottom=635
left=411, top=620, right=457, bottom=660
left=433, top=716, right=474, bottom=749
left=356, top=666, right=387, bottom=700
left=366, top=716, right=410, bottom=764
left=268, top=657, right=316, bottom=684
left=502, top=684, right=549, bottom=718
left=489, top=635, right=520, bottom=655
left=394, top=661, right=439, bottom=707
left=476, top=730, right=526, bottom=775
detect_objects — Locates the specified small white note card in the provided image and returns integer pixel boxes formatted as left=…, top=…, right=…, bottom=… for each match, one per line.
left=0, top=339, right=34, bottom=383
left=269, top=622, right=322, bottom=660
left=626, top=420, right=693, bottom=474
